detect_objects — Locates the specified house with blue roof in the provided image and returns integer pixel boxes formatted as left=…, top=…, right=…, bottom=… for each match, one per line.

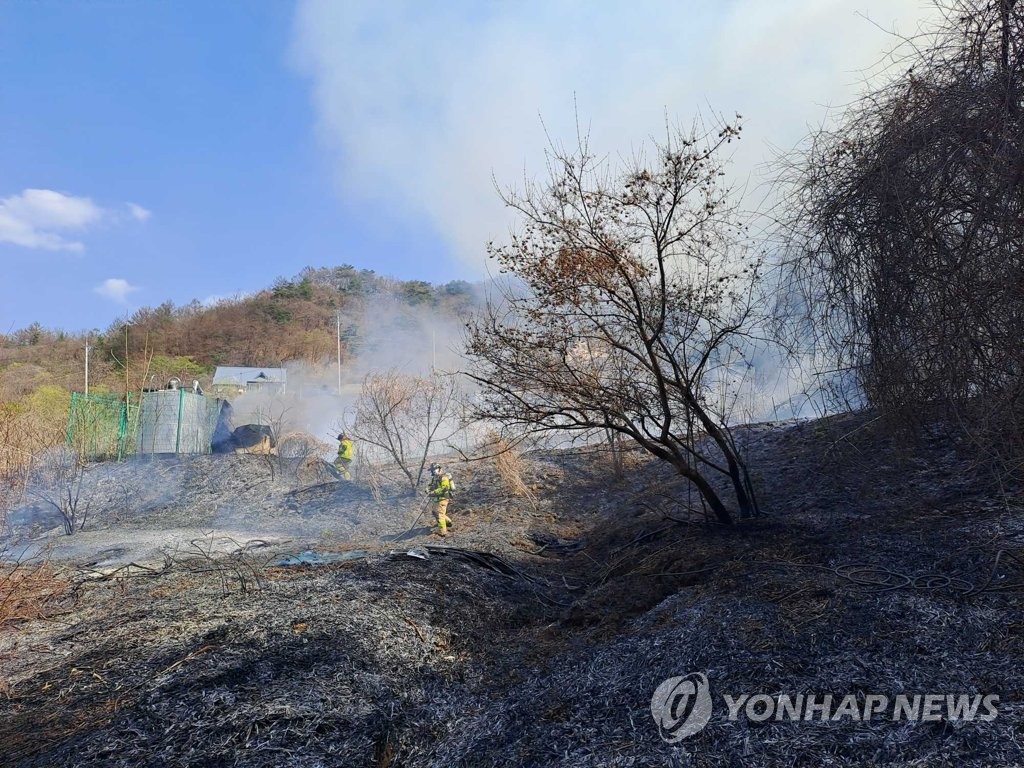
left=212, top=366, right=287, bottom=396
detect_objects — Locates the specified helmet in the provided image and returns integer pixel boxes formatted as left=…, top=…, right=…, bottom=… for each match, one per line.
left=430, top=462, right=442, bottom=473
left=337, top=433, right=348, bottom=441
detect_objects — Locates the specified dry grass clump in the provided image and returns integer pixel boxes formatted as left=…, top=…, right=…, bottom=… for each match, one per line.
left=358, top=458, right=388, bottom=504
left=275, top=431, right=330, bottom=460
left=0, top=560, right=71, bottom=629
left=479, top=432, right=540, bottom=511
left=0, top=389, right=70, bottom=479
left=495, top=442, right=532, bottom=498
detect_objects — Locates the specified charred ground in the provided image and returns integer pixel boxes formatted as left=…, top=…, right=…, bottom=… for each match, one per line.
left=2, top=412, right=1023, bottom=767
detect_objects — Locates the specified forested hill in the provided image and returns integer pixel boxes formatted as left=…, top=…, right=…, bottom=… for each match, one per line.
left=0, top=265, right=479, bottom=401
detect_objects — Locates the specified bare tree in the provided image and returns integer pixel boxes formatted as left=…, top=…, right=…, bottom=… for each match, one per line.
left=466, top=118, right=762, bottom=524
left=277, top=431, right=334, bottom=489
left=351, top=370, right=462, bottom=492
left=252, top=396, right=291, bottom=450
left=29, top=448, right=90, bottom=535
left=779, top=0, right=1024, bottom=472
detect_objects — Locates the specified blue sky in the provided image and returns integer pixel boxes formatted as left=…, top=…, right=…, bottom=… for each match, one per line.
left=1, top=0, right=938, bottom=333
left=0, top=1, right=453, bottom=333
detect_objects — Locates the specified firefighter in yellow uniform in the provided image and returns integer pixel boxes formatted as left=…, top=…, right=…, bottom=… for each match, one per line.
left=335, top=433, right=354, bottom=480
left=427, top=463, right=454, bottom=536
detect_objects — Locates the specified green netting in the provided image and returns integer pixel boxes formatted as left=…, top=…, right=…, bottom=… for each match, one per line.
left=66, top=392, right=138, bottom=461
left=136, top=389, right=224, bottom=455
left=67, top=390, right=226, bottom=459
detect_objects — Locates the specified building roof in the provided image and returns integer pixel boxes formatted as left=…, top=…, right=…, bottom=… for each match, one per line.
left=212, top=366, right=287, bottom=386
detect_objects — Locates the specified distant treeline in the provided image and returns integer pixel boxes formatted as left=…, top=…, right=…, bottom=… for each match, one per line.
left=0, top=265, right=478, bottom=401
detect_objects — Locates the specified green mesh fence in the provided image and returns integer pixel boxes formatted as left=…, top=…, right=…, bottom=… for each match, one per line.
left=66, top=392, right=138, bottom=461
left=67, top=390, right=226, bottom=460
left=136, top=389, right=224, bottom=455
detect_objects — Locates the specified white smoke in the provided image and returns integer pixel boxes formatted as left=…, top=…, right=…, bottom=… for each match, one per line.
left=227, top=294, right=473, bottom=449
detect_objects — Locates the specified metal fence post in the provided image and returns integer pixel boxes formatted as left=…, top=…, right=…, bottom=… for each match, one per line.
left=175, top=388, right=184, bottom=454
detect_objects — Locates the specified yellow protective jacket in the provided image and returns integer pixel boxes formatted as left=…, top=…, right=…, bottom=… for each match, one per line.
left=429, top=473, right=453, bottom=499
left=337, top=439, right=354, bottom=462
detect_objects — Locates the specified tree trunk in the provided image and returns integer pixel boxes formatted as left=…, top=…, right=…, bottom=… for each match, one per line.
left=688, top=400, right=759, bottom=519
left=674, top=461, right=733, bottom=525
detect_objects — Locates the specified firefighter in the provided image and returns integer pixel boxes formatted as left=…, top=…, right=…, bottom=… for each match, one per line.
left=335, top=433, right=354, bottom=480
left=426, top=462, right=454, bottom=536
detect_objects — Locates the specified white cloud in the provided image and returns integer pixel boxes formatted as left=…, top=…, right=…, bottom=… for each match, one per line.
left=0, top=189, right=103, bottom=251
left=291, top=1, right=942, bottom=270
left=0, top=188, right=152, bottom=252
left=127, top=202, right=152, bottom=221
left=94, top=278, right=140, bottom=304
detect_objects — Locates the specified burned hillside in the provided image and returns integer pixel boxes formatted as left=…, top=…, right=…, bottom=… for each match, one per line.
left=5, top=3, right=1024, bottom=767
left=2, top=412, right=1023, bottom=767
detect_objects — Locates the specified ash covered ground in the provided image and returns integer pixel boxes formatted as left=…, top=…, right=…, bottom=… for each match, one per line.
left=2, top=413, right=1024, bottom=767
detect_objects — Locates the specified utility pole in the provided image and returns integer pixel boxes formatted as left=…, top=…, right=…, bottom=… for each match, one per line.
left=84, top=339, right=91, bottom=396
left=124, top=324, right=130, bottom=397
left=336, top=311, right=342, bottom=396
